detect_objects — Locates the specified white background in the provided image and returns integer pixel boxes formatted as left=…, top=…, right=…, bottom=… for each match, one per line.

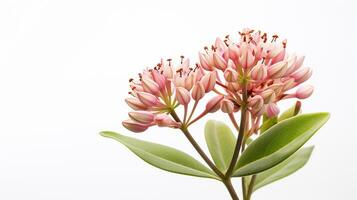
left=0, top=0, right=356, bottom=199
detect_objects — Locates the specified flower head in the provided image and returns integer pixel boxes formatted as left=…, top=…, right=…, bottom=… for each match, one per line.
left=200, top=28, right=313, bottom=119
left=123, top=57, right=215, bottom=132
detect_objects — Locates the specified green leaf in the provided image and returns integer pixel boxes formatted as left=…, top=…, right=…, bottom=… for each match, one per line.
left=253, top=146, right=314, bottom=191
left=204, top=120, right=236, bottom=172
left=100, top=131, right=219, bottom=179
left=278, top=101, right=302, bottom=122
left=233, top=112, right=329, bottom=177
left=260, top=115, right=277, bottom=134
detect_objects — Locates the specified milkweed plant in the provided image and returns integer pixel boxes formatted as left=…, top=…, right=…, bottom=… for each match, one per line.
left=101, top=28, right=329, bottom=200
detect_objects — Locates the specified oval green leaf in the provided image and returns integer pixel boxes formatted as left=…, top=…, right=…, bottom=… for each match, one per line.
left=234, top=112, right=329, bottom=176
left=260, top=115, right=277, bottom=134
left=204, top=120, right=236, bottom=172
left=253, top=146, right=314, bottom=191
left=101, top=131, right=219, bottom=179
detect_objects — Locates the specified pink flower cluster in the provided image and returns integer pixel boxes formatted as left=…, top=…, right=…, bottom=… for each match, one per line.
left=199, top=28, right=312, bottom=117
left=123, top=57, right=216, bottom=132
left=123, top=28, right=313, bottom=133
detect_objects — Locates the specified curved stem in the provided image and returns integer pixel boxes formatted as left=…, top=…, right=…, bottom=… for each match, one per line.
left=223, top=178, right=239, bottom=200
left=186, top=100, right=199, bottom=124
left=170, top=110, right=224, bottom=178
left=225, top=82, right=248, bottom=178
left=170, top=109, right=239, bottom=200
left=246, top=175, right=256, bottom=200
left=241, top=140, right=247, bottom=199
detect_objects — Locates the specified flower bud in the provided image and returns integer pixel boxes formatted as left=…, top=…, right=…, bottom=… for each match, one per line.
left=268, top=61, right=288, bottom=78
left=122, top=119, right=149, bottom=133
left=271, top=48, right=285, bottom=64
left=250, top=63, right=267, bottom=81
left=213, top=52, right=227, bottom=70
left=175, top=87, right=191, bottom=105
left=128, top=111, right=155, bottom=124
left=291, top=67, right=312, bottom=84
left=260, top=89, right=276, bottom=104
left=215, top=37, right=227, bottom=52
left=125, top=97, right=147, bottom=110
left=239, top=50, right=255, bottom=69
left=221, top=99, right=234, bottom=113
left=252, top=104, right=265, bottom=116
left=155, top=114, right=181, bottom=128
left=205, top=95, right=224, bottom=113
left=265, top=103, right=280, bottom=118
left=295, top=56, right=305, bottom=70
left=200, top=72, right=216, bottom=92
left=151, top=70, right=166, bottom=90
left=227, top=82, right=240, bottom=92
left=282, top=78, right=297, bottom=91
left=224, top=68, right=238, bottom=82
left=295, top=85, right=314, bottom=99
left=162, top=64, right=173, bottom=79
left=137, top=92, right=158, bottom=107
left=191, top=82, right=205, bottom=101
left=228, top=45, right=239, bottom=60
left=284, top=55, right=297, bottom=75
left=199, top=52, right=214, bottom=71
left=184, top=73, right=195, bottom=90
left=248, top=95, right=264, bottom=110
left=141, top=77, right=160, bottom=94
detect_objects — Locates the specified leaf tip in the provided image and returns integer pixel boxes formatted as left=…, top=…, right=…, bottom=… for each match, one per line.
left=99, top=131, right=118, bottom=138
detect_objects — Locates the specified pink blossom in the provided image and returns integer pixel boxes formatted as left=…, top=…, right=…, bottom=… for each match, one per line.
left=123, top=57, right=215, bottom=133
left=200, top=28, right=313, bottom=119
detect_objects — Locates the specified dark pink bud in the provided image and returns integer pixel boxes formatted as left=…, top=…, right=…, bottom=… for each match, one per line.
left=266, top=103, right=280, bottom=118
left=191, top=82, right=205, bottom=101
left=291, top=67, right=312, bottom=84
left=128, top=111, right=155, bottom=124
left=151, top=70, right=166, bottom=90
left=224, top=68, right=238, bottom=82
left=155, top=114, right=181, bottom=128
left=137, top=92, right=159, bottom=107
left=200, top=72, right=216, bottom=92
left=250, top=63, right=267, bottom=81
left=122, top=119, right=149, bottom=133
left=261, top=89, right=276, bottom=104
left=295, top=85, right=314, bottom=99
left=205, top=95, right=224, bottom=113
left=248, top=95, right=264, bottom=110
left=142, top=77, right=160, bottom=94
left=199, top=52, right=214, bottom=71
left=221, top=99, right=234, bottom=113
left=175, top=87, right=191, bottom=105
left=125, top=97, right=147, bottom=110
left=213, top=52, right=227, bottom=70
left=268, top=61, right=288, bottom=78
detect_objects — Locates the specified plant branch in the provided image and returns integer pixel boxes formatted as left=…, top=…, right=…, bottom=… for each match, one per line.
left=246, top=175, right=256, bottom=200
left=170, top=109, right=239, bottom=200
left=225, top=82, right=248, bottom=178
left=223, top=178, right=239, bottom=200
left=169, top=110, right=224, bottom=178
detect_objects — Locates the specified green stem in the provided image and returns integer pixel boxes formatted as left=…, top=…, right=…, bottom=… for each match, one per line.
left=246, top=175, right=256, bottom=200
left=225, top=82, right=248, bottom=178
left=170, top=109, right=239, bottom=200
left=170, top=110, right=224, bottom=178
left=223, top=178, right=239, bottom=200
left=241, top=139, right=247, bottom=199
